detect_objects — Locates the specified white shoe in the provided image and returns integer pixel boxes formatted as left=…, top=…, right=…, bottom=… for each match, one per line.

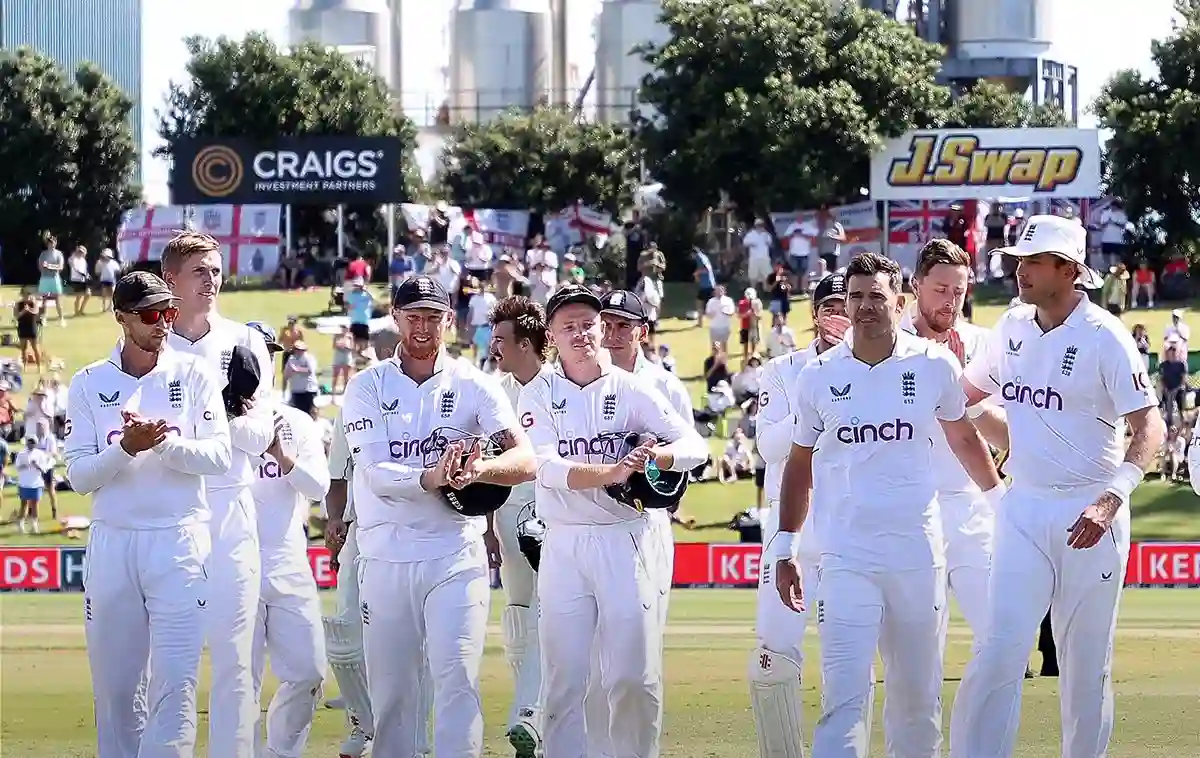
left=507, top=717, right=542, bottom=758
left=338, top=725, right=371, bottom=758
left=324, top=696, right=346, bottom=710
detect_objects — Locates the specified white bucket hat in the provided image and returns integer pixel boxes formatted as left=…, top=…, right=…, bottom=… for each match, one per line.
left=993, top=214, right=1103, bottom=289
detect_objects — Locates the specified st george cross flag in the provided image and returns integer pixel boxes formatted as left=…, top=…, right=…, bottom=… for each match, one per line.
left=117, top=205, right=282, bottom=278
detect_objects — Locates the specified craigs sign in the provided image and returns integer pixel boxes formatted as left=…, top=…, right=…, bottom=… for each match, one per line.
left=869, top=128, right=1103, bottom=201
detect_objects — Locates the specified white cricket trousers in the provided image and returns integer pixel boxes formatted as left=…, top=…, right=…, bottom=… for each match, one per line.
left=756, top=503, right=820, bottom=664
left=334, top=522, right=362, bottom=622
left=495, top=500, right=542, bottom=727
left=84, top=522, right=210, bottom=758
left=540, top=517, right=664, bottom=758
left=205, top=490, right=263, bottom=758
left=950, top=484, right=1130, bottom=758
left=814, top=565, right=948, bottom=758
left=942, top=492, right=995, bottom=641
left=358, top=541, right=491, bottom=758
left=586, top=510, right=675, bottom=758
left=252, top=569, right=326, bottom=758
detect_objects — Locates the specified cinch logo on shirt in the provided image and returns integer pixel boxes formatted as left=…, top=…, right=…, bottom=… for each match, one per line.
left=835, top=418, right=915, bottom=444
left=257, top=458, right=286, bottom=479
left=557, top=434, right=624, bottom=459
left=1001, top=381, right=1064, bottom=410
left=390, top=432, right=450, bottom=460
left=345, top=418, right=374, bottom=433
left=105, top=427, right=181, bottom=446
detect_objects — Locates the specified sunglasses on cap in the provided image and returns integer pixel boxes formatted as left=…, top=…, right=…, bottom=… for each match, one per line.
left=124, top=307, right=179, bottom=325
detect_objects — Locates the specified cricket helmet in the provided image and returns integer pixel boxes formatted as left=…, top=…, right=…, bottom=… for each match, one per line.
left=422, top=426, right=512, bottom=517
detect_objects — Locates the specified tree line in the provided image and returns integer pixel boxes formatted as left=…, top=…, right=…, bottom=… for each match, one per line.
left=1, top=0, right=1197, bottom=282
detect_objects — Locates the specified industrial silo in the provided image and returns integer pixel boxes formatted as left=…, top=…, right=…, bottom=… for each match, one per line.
left=953, top=0, right=1052, bottom=61
left=288, top=0, right=397, bottom=90
left=448, top=0, right=552, bottom=123
left=594, top=0, right=668, bottom=125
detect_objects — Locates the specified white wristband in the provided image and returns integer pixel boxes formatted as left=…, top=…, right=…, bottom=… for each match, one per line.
left=965, top=403, right=985, bottom=419
left=769, top=531, right=804, bottom=562
left=1105, top=462, right=1144, bottom=503
left=981, top=481, right=1007, bottom=510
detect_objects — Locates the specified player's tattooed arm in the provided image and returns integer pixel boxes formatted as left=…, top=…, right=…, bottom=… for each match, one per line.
left=1123, top=405, right=1166, bottom=471
left=475, top=427, right=536, bottom=485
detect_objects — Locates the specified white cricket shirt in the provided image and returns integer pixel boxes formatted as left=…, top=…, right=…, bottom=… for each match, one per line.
left=327, top=407, right=355, bottom=522
left=342, top=351, right=519, bottom=562
left=633, top=352, right=694, bottom=420
left=793, top=331, right=966, bottom=571
left=517, top=363, right=709, bottom=527
left=898, top=309, right=990, bottom=500
left=168, top=313, right=276, bottom=492
left=252, top=403, right=331, bottom=578
left=963, top=294, right=1157, bottom=491
left=499, top=364, right=555, bottom=510
left=64, top=347, right=232, bottom=529
left=14, top=448, right=53, bottom=489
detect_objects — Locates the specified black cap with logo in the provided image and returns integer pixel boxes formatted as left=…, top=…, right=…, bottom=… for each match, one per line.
left=392, top=275, right=452, bottom=312
left=812, top=273, right=847, bottom=305
left=223, top=344, right=262, bottom=418
left=600, top=290, right=647, bottom=323
left=112, top=271, right=177, bottom=312
left=546, top=284, right=603, bottom=319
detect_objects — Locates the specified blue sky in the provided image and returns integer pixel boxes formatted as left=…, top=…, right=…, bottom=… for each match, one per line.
left=140, top=0, right=1178, bottom=203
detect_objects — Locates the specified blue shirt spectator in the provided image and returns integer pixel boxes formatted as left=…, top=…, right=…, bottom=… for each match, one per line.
left=345, top=284, right=375, bottom=326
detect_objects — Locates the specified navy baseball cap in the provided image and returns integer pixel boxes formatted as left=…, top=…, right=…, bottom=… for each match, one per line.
left=546, top=284, right=602, bottom=319
left=112, top=271, right=177, bottom=311
left=246, top=321, right=284, bottom=353
left=392, top=275, right=452, bottom=311
left=812, top=273, right=847, bottom=305
left=600, top=290, right=647, bottom=323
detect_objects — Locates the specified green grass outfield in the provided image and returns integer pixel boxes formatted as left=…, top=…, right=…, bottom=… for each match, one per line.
left=1, top=588, right=1197, bottom=756
left=0, top=284, right=1197, bottom=545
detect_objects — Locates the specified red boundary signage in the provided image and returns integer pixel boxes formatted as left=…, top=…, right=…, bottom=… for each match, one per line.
left=5, top=542, right=1200, bottom=591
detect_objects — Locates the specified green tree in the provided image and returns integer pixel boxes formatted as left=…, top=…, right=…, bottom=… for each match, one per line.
left=0, top=49, right=140, bottom=283
left=635, top=0, right=948, bottom=219
left=438, top=107, right=639, bottom=215
left=157, top=34, right=422, bottom=267
left=943, top=81, right=1069, bottom=129
left=1094, top=1, right=1200, bottom=254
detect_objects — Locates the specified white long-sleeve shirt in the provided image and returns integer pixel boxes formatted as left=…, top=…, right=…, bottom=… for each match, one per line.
left=342, top=351, right=519, bottom=562
left=64, top=347, right=232, bottom=529
left=326, top=408, right=355, bottom=522
left=500, top=364, right=555, bottom=509
left=252, top=403, right=331, bottom=578
left=517, top=363, right=709, bottom=527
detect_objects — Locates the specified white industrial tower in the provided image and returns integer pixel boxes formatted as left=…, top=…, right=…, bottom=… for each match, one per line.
left=288, top=0, right=402, bottom=91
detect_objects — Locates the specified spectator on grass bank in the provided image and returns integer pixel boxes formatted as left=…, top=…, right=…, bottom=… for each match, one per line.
left=816, top=206, right=846, bottom=274
left=279, top=316, right=304, bottom=380
left=743, top=219, right=774, bottom=288
left=467, top=280, right=497, bottom=366
left=1131, top=261, right=1155, bottom=308
left=624, top=220, right=647, bottom=289
left=94, top=249, right=121, bottom=311
left=67, top=246, right=91, bottom=316
left=1098, top=200, right=1130, bottom=269
left=717, top=428, right=754, bottom=483
left=563, top=252, right=586, bottom=286
left=284, top=341, right=319, bottom=414
left=765, top=260, right=792, bottom=317
left=428, top=246, right=463, bottom=299
left=1162, top=253, right=1191, bottom=300
left=783, top=215, right=817, bottom=292
left=48, top=374, right=67, bottom=438
left=427, top=201, right=451, bottom=246
left=331, top=326, right=355, bottom=394
left=1132, top=324, right=1151, bottom=369
left=765, top=312, right=797, bottom=358
left=15, top=291, right=42, bottom=370
left=37, top=234, right=66, bottom=326
left=732, top=354, right=764, bottom=405
left=1101, top=264, right=1130, bottom=315
left=1159, top=344, right=1188, bottom=428
left=1165, top=309, right=1191, bottom=357
left=0, top=381, right=17, bottom=443
left=345, top=278, right=378, bottom=350
left=703, top=342, right=731, bottom=391
left=390, top=244, right=416, bottom=292
left=345, top=250, right=371, bottom=283
left=737, top=288, right=763, bottom=360
left=637, top=241, right=666, bottom=282
left=693, top=248, right=717, bottom=327
left=32, top=418, right=59, bottom=519
left=464, top=230, right=494, bottom=281
left=14, top=435, right=53, bottom=534
left=984, top=203, right=1007, bottom=253
left=705, top=284, right=736, bottom=350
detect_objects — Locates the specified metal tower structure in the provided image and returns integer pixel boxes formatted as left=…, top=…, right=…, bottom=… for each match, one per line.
left=857, top=0, right=1079, bottom=124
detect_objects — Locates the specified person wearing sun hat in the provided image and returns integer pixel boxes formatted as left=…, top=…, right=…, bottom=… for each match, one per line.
left=952, top=214, right=1166, bottom=756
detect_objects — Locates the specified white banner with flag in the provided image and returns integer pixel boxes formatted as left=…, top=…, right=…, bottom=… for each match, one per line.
left=545, top=204, right=617, bottom=252
left=466, top=208, right=531, bottom=249
left=117, top=204, right=283, bottom=278
left=769, top=201, right=882, bottom=267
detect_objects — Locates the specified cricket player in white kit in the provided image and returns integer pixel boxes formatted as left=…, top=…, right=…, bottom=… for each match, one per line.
left=161, top=232, right=277, bottom=755
left=518, top=285, right=709, bottom=758
left=951, top=216, right=1165, bottom=758
left=488, top=295, right=554, bottom=757
left=591, top=288, right=695, bottom=758
left=246, top=322, right=331, bottom=758
left=342, top=275, right=536, bottom=758
left=901, top=239, right=1010, bottom=644
left=751, top=273, right=864, bottom=758
left=69, top=272, right=232, bottom=757
left=773, top=253, right=1005, bottom=758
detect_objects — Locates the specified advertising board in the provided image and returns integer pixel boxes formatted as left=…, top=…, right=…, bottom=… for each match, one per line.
left=869, top=128, right=1103, bottom=201
left=6, top=542, right=1200, bottom=591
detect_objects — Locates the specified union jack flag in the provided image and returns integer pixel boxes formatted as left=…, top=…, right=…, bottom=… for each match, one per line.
left=887, top=200, right=955, bottom=245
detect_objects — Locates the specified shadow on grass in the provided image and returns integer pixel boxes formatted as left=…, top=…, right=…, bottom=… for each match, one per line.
left=1128, top=478, right=1200, bottom=541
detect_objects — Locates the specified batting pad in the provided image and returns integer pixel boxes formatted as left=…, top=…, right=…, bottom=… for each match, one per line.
left=322, top=615, right=373, bottom=736
left=748, top=646, right=806, bottom=758
left=501, top=605, right=531, bottom=679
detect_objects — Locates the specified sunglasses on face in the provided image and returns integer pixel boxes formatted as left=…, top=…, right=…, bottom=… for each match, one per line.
left=126, top=307, right=179, bottom=325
